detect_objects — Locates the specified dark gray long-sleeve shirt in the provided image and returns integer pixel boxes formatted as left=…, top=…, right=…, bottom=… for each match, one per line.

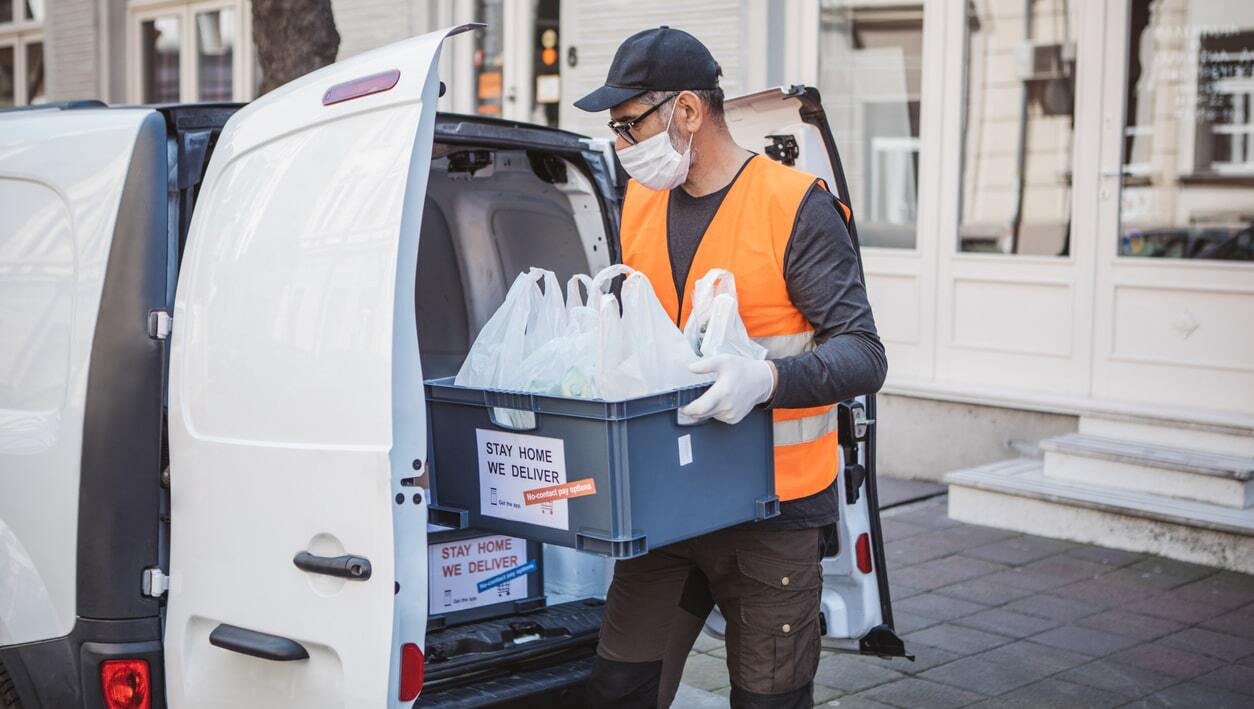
left=655, top=156, right=887, bottom=528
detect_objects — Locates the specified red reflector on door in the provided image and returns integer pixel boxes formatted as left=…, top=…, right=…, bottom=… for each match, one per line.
left=399, top=643, right=424, bottom=701
left=322, top=69, right=401, bottom=106
left=101, top=659, right=150, bottom=709
left=855, top=533, right=873, bottom=574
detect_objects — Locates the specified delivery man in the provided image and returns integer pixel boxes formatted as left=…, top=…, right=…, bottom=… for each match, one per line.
left=574, top=26, right=887, bottom=709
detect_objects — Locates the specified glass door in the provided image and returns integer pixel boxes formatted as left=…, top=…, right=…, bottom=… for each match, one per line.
left=1090, top=0, right=1254, bottom=414
left=932, top=0, right=1102, bottom=398
left=466, top=0, right=559, bottom=125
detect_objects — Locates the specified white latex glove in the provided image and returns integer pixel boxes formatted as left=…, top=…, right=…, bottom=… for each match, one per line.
left=679, top=355, right=776, bottom=424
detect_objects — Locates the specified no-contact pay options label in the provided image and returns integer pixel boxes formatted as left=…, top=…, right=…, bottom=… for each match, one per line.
left=477, top=428, right=574, bottom=530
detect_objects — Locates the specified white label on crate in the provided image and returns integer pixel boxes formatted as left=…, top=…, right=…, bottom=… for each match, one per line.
left=428, top=534, right=532, bottom=616
left=678, top=434, right=693, bottom=466
left=476, top=428, right=569, bottom=530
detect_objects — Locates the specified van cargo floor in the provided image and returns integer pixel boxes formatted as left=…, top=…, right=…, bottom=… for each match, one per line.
left=421, top=598, right=603, bottom=700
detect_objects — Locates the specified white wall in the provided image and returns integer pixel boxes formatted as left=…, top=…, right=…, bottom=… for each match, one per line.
left=559, top=0, right=752, bottom=136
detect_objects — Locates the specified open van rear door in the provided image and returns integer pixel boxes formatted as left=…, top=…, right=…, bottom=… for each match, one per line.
left=165, top=25, right=477, bottom=707
left=716, top=86, right=909, bottom=659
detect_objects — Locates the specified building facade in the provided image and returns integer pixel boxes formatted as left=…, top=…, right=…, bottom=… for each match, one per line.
left=15, top=0, right=1254, bottom=570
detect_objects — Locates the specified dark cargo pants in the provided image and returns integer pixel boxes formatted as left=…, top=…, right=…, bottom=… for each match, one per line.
left=586, top=525, right=823, bottom=708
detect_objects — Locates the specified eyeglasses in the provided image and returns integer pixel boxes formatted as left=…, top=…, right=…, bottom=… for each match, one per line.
left=607, top=92, right=678, bottom=146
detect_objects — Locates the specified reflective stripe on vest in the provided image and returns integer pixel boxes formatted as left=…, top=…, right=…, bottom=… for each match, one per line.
left=620, top=155, right=843, bottom=502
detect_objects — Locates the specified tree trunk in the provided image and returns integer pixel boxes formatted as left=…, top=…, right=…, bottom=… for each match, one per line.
left=251, top=0, right=340, bottom=96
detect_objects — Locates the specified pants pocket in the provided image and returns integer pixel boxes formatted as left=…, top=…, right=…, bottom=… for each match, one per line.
left=730, top=546, right=823, bottom=694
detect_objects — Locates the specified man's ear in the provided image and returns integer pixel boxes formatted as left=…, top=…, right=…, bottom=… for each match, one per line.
left=675, top=91, right=705, bottom=134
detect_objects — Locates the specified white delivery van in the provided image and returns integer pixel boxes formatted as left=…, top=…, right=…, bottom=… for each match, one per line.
left=0, top=24, right=907, bottom=709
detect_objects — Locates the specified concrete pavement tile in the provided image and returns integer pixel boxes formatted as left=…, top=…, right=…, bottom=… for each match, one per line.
left=880, top=519, right=931, bottom=543
left=820, top=694, right=898, bottom=708
left=989, top=678, right=1125, bottom=708
left=962, top=536, right=1076, bottom=566
left=1106, top=640, right=1225, bottom=679
left=1078, top=610, right=1186, bottom=642
left=1029, top=625, right=1141, bottom=656
left=1002, top=593, right=1101, bottom=623
left=927, top=524, right=1023, bottom=548
left=1200, top=604, right=1254, bottom=639
left=813, top=683, right=845, bottom=704
left=884, top=582, right=925, bottom=601
left=902, top=623, right=1015, bottom=655
left=918, top=654, right=1042, bottom=696
left=877, top=476, right=946, bottom=508
left=982, top=568, right=1077, bottom=593
left=885, top=500, right=957, bottom=524
left=1121, top=558, right=1218, bottom=588
left=1056, top=658, right=1178, bottom=698
left=672, top=683, right=731, bottom=708
left=892, top=610, right=943, bottom=635
left=974, top=640, right=1095, bottom=674
left=1064, top=545, right=1146, bottom=568
left=825, top=650, right=916, bottom=676
left=1125, top=682, right=1252, bottom=709
left=895, top=593, right=988, bottom=622
left=934, top=578, right=1037, bottom=606
left=1158, top=626, right=1254, bottom=661
left=861, top=677, right=987, bottom=708
left=885, top=536, right=964, bottom=567
left=680, top=652, right=731, bottom=692
left=1195, top=664, right=1254, bottom=696
left=1047, top=578, right=1161, bottom=608
left=1170, top=573, right=1254, bottom=610
left=952, top=608, right=1061, bottom=639
left=890, top=557, right=1010, bottom=592
left=1125, top=594, right=1228, bottom=624
left=1014, top=555, right=1112, bottom=583
left=815, top=654, right=908, bottom=693
left=891, top=644, right=964, bottom=674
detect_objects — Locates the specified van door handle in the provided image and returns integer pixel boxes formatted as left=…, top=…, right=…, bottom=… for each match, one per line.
left=293, top=551, right=372, bottom=580
left=209, top=623, right=309, bottom=661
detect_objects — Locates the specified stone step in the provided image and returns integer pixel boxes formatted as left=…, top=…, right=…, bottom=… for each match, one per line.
left=945, top=458, right=1254, bottom=574
left=1079, top=413, right=1254, bottom=457
left=1040, top=433, right=1254, bottom=509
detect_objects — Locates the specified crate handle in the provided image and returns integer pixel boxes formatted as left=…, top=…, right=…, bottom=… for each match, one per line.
left=676, top=410, right=707, bottom=427
left=672, top=385, right=711, bottom=427
left=489, top=407, right=539, bottom=431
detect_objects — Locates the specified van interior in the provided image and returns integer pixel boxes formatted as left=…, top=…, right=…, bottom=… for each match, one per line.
left=413, top=138, right=617, bottom=698
left=415, top=144, right=614, bottom=381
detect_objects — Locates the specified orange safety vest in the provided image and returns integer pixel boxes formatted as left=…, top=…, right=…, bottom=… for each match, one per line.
left=620, top=154, right=846, bottom=502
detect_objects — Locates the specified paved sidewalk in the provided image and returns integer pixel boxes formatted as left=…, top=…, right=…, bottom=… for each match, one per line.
left=676, top=492, right=1254, bottom=708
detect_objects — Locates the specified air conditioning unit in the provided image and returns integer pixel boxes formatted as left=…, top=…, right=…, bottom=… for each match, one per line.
left=1016, top=41, right=1075, bottom=81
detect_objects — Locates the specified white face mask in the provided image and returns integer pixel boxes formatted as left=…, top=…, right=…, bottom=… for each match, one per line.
left=616, top=104, right=692, bottom=191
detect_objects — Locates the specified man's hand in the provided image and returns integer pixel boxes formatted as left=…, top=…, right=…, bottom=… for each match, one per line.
left=679, top=355, right=776, bottom=424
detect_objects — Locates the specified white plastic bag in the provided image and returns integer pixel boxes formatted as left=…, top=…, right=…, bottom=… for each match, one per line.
left=455, top=267, right=565, bottom=390
left=683, top=269, right=767, bottom=360
left=458, top=264, right=723, bottom=403
left=619, top=271, right=708, bottom=393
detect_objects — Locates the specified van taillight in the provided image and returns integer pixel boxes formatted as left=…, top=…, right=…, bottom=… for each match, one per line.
left=101, top=659, right=150, bottom=709
left=855, top=533, right=872, bottom=574
left=399, top=643, right=424, bottom=701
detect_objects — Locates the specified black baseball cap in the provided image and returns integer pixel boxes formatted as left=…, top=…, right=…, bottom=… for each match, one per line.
left=574, top=26, right=720, bottom=112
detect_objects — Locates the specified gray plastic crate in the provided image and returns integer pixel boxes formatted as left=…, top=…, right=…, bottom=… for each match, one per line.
left=424, top=377, right=779, bottom=559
